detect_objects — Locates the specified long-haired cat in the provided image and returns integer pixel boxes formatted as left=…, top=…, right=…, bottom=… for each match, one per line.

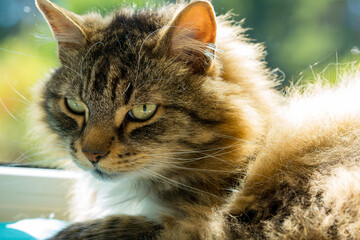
left=34, top=0, right=360, bottom=239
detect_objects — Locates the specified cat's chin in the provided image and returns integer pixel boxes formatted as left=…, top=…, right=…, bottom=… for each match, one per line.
left=91, top=168, right=124, bottom=181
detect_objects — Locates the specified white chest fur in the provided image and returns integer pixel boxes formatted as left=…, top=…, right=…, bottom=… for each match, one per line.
left=72, top=173, right=170, bottom=221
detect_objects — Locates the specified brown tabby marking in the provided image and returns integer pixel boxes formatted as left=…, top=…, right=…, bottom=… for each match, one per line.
left=34, top=0, right=360, bottom=239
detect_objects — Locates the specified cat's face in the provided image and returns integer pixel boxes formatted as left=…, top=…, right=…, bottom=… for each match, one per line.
left=37, top=0, right=230, bottom=180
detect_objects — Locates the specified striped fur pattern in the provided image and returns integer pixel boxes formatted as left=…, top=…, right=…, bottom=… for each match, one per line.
left=34, top=0, right=360, bottom=239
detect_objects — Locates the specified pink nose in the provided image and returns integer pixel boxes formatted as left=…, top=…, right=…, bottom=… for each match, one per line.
left=82, top=150, right=107, bottom=164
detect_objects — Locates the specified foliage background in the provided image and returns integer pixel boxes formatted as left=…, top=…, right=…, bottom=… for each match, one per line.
left=0, top=0, right=359, bottom=165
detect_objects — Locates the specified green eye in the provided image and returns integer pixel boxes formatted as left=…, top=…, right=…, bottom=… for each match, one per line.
left=129, top=104, right=157, bottom=121
left=65, top=98, right=86, bottom=115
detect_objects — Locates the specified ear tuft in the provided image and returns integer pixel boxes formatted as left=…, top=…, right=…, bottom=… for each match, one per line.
left=36, top=0, right=85, bottom=47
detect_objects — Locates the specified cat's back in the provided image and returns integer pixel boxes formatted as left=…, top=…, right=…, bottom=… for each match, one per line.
left=227, top=72, right=360, bottom=239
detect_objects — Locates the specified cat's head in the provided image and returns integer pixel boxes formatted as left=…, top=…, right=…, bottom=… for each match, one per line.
left=35, top=0, right=272, bottom=181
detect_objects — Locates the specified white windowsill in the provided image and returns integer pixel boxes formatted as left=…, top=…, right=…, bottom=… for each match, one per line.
left=0, top=166, right=78, bottom=222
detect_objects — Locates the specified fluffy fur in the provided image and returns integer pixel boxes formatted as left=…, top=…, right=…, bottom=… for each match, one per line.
left=33, top=0, right=360, bottom=239
left=225, top=71, right=360, bottom=239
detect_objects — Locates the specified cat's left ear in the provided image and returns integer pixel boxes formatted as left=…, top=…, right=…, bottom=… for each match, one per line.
left=158, top=1, right=217, bottom=73
left=36, top=0, right=86, bottom=48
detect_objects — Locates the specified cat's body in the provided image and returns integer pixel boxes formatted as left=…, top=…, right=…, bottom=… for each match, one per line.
left=226, top=76, right=360, bottom=239
left=33, top=0, right=360, bottom=239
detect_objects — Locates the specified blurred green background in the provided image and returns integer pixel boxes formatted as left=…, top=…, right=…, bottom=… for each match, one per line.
left=0, top=0, right=359, bottom=166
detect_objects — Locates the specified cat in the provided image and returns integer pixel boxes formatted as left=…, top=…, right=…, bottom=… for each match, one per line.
left=34, top=0, right=360, bottom=239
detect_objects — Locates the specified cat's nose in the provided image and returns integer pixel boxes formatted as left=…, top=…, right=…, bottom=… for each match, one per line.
left=82, top=149, right=108, bottom=164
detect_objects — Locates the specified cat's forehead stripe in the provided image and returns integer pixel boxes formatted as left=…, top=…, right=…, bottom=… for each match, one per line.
left=91, top=56, right=111, bottom=98
left=123, top=83, right=133, bottom=105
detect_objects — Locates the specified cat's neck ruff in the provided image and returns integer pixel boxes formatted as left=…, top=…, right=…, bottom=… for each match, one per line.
left=79, top=172, right=170, bottom=221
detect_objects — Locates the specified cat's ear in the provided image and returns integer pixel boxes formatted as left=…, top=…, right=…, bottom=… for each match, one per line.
left=160, top=1, right=217, bottom=73
left=36, top=0, right=85, bottom=48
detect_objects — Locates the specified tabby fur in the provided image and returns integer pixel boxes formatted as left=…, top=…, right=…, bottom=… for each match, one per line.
left=34, top=0, right=360, bottom=239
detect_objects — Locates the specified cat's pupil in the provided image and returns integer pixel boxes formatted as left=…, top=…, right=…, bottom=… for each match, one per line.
left=143, top=105, right=147, bottom=113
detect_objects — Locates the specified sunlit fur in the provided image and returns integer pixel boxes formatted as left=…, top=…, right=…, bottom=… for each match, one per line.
left=33, top=0, right=360, bottom=239
left=224, top=72, right=360, bottom=239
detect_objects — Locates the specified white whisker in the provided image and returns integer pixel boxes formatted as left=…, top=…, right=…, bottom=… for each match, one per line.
left=0, top=97, right=22, bottom=124
left=11, top=148, right=68, bottom=164
left=0, top=47, right=80, bottom=75
left=155, top=162, right=240, bottom=173
left=0, top=47, right=50, bottom=61
left=142, top=168, right=221, bottom=200
left=80, top=41, right=105, bottom=80
left=134, top=28, right=164, bottom=84
left=7, top=156, right=68, bottom=167
left=6, top=77, right=30, bottom=103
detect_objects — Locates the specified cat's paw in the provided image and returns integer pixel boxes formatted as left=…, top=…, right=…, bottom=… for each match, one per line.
left=47, top=215, right=162, bottom=240
left=47, top=222, right=93, bottom=240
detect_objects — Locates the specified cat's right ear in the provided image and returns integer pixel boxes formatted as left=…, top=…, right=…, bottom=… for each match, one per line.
left=156, top=1, right=217, bottom=74
left=36, top=0, right=85, bottom=48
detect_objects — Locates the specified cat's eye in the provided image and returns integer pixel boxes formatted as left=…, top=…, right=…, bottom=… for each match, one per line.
left=65, top=98, right=86, bottom=115
left=128, top=104, right=157, bottom=121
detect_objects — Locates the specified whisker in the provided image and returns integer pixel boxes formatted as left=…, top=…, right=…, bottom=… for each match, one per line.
left=155, top=162, right=240, bottom=173
left=7, top=156, right=69, bottom=167
left=145, top=144, right=236, bottom=156
left=12, top=141, right=68, bottom=148
left=80, top=41, right=105, bottom=80
left=120, top=82, right=131, bottom=98
left=6, top=77, right=30, bottom=103
left=147, top=145, right=241, bottom=162
left=5, top=97, right=30, bottom=106
left=0, top=47, right=51, bottom=61
left=0, top=97, right=22, bottom=124
left=11, top=148, right=68, bottom=164
left=145, top=138, right=246, bottom=157
left=152, top=156, right=274, bottom=182
left=142, top=168, right=222, bottom=200
left=153, top=148, right=242, bottom=167
left=0, top=47, right=80, bottom=76
left=134, top=27, right=164, bottom=84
